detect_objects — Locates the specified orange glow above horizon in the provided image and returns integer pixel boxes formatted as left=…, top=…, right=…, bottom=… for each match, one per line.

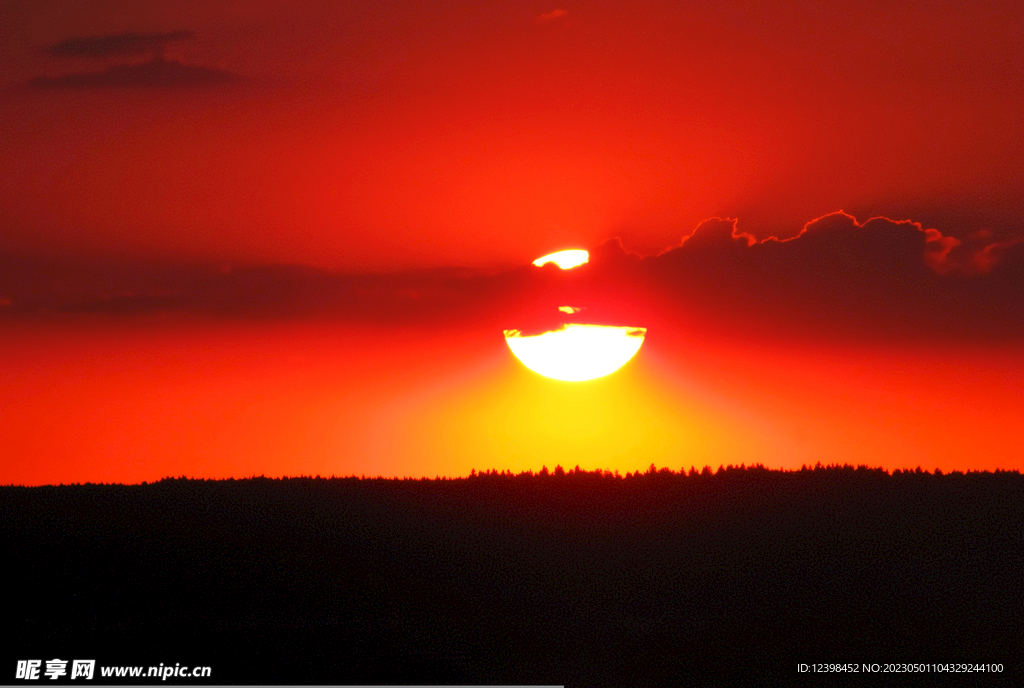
left=1, top=320, right=1022, bottom=486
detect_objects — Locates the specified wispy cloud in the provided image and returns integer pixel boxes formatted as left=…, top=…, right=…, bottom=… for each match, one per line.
left=30, top=31, right=238, bottom=89
left=535, top=9, right=569, bottom=24
left=46, top=31, right=194, bottom=59
left=28, top=56, right=239, bottom=89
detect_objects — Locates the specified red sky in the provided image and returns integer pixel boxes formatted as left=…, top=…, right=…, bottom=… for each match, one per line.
left=1, top=1, right=1022, bottom=484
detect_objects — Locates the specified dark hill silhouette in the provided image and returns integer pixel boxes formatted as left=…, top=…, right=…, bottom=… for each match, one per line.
left=2, top=465, right=1021, bottom=685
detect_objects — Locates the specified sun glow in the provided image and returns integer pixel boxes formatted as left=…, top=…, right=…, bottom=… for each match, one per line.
left=532, top=249, right=589, bottom=269
left=504, top=324, right=647, bottom=381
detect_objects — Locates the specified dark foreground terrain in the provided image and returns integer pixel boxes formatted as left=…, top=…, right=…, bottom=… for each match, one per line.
left=3, top=465, right=1022, bottom=685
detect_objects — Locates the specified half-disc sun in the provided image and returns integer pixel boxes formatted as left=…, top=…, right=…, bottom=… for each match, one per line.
left=504, top=324, right=647, bottom=382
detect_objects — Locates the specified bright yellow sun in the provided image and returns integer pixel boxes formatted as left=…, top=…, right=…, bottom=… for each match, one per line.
left=508, top=249, right=646, bottom=381
left=504, top=324, right=647, bottom=382
left=532, top=249, right=589, bottom=269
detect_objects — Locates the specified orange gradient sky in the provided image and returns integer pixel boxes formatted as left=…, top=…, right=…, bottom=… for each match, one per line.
left=3, top=1, right=1024, bottom=268
left=1, top=1, right=1023, bottom=484
left=2, top=310, right=1022, bottom=485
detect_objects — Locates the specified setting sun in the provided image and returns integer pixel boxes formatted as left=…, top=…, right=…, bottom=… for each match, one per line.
left=4, top=2, right=1024, bottom=683
left=532, top=249, right=589, bottom=269
left=503, top=324, right=647, bottom=381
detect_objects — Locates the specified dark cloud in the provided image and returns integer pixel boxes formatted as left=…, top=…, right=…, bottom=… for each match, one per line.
left=30, top=31, right=237, bottom=89
left=28, top=56, right=240, bottom=89
left=619, top=212, right=1024, bottom=341
left=46, top=31, right=194, bottom=59
left=0, top=259, right=507, bottom=325
left=2, top=212, right=1022, bottom=343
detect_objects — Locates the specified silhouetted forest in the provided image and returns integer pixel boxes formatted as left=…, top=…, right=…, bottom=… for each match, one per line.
left=3, top=464, right=1022, bottom=685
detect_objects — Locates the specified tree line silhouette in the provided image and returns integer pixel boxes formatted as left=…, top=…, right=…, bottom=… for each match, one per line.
left=3, top=464, right=1021, bottom=685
